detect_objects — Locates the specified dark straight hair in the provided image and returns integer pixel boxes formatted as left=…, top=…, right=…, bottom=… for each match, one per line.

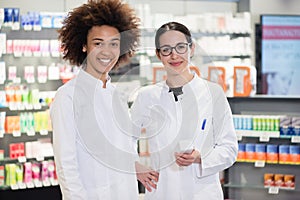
left=155, top=21, right=193, bottom=50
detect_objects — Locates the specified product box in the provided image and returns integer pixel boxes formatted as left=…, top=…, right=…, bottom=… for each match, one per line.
left=274, top=174, right=284, bottom=187
left=284, top=174, right=295, bottom=189
left=266, top=144, right=278, bottom=164
left=237, top=143, right=246, bottom=161
left=264, top=173, right=274, bottom=187
left=0, top=165, right=4, bottom=186
left=289, top=145, right=300, bottom=164
left=279, top=116, right=292, bottom=136
left=9, top=142, right=24, bottom=159
left=245, top=143, right=255, bottom=162
left=279, top=145, right=290, bottom=164
left=0, top=149, right=4, bottom=160
left=291, top=116, right=300, bottom=136
left=255, top=144, right=266, bottom=161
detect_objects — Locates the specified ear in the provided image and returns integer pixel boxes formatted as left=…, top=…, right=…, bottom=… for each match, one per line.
left=190, top=43, right=195, bottom=58
left=156, top=50, right=161, bottom=60
left=82, top=45, right=87, bottom=52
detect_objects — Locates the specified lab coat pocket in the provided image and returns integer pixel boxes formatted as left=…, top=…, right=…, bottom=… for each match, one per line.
left=196, top=116, right=212, bottom=151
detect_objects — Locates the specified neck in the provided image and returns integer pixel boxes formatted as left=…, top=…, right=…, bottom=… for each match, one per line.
left=84, top=66, right=109, bottom=88
left=166, top=72, right=194, bottom=88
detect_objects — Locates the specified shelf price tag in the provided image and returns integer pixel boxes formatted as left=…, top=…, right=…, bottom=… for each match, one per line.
left=36, top=155, right=44, bottom=162
left=26, top=182, right=34, bottom=189
left=291, top=136, right=300, bottom=143
left=18, top=182, right=27, bottom=189
left=11, top=184, right=19, bottom=190
left=50, top=179, right=58, bottom=186
left=236, top=132, right=242, bottom=141
left=254, top=160, right=265, bottom=168
left=18, top=156, right=27, bottom=163
left=0, top=130, right=4, bottom=138
left=40, top=130, right=48, bottom=136
left=43, top=180, right=51, bottom=187
left=33, top=104, right=42, bottom=110
left=26, top=130, right=36, bottom=136
left=12, top=131, right=21, bottom=137
left=268, top=186, right=279, bottom=194
left=259, top=132, right=270, bottom=142
left=34, top=180, right=42, bottom=188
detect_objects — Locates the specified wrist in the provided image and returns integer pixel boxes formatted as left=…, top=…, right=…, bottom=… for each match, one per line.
left=193, top=150, right=201, bottom=163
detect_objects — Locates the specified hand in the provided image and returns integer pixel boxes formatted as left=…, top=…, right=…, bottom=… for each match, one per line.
left=174, top=149, right=201, bottom=167
left=135, top=162, right=159, bottom=192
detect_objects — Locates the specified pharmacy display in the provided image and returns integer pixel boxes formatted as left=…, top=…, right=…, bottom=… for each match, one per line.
left=260, top=15, right=300, bottom=96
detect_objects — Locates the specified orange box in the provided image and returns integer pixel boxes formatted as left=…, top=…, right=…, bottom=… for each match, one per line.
left=255, top=144, right=266, bottom=161
left=237, top=143, right=246, bottom=161
left=274, top=174, right=284, bottom=187
left=264, top=173, right=274, bottom=187
left=266, top=144, right=278, bottom=164
left=289, top=145, right=300, bottom=164
left=279, top=145, right=290, bottom=164
left=245, top=143, right=255, bottom=162
left=284, top=174, right=295, bottom=189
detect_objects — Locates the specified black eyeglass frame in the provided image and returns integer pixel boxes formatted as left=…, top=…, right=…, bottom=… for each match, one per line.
left=158, top=42, right=192, bottom=56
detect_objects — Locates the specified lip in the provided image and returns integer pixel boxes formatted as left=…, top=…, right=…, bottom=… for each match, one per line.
left=97, top=57, right=113, bottom=66
left=169, top=61, right=183, bottom=67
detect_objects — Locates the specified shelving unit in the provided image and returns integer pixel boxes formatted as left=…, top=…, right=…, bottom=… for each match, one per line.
left=0, top=28, right=63, bottom=199
left=225, top=96, right=300, bottom=200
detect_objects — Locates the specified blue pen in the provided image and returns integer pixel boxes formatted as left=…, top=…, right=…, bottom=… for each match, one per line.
left=201, top=119, right=207, bottom=130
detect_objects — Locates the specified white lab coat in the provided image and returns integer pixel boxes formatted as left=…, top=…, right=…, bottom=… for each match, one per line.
left=50, top=69, right=139, bottom=200
left=131, top=75, right=238, bottom=200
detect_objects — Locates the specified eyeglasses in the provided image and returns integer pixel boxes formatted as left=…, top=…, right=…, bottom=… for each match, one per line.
left=159, top=43, right=191, bottom=56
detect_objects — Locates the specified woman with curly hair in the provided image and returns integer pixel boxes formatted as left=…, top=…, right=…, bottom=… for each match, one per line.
left=50, top=0, right=141, bottom=199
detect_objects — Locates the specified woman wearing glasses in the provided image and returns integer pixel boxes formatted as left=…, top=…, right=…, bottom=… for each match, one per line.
left=131, top=22, right=238, bottom=199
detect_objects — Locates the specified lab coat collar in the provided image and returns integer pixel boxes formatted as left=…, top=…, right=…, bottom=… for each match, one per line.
left=161, top=74, right=201, bottom=95
left=79, top=69, right=113, bottom=89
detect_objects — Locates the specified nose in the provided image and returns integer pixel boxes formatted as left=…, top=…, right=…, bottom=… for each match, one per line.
left=170, top=48, right=179, bottom=57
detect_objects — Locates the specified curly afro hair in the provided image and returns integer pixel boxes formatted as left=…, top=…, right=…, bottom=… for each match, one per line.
left=58, top=0, right=140, bottom=69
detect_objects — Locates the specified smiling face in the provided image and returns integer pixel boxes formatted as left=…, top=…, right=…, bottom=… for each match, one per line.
left=156, top=30, right=195, bottom=78
left=83, top=25, right=121, bottom=79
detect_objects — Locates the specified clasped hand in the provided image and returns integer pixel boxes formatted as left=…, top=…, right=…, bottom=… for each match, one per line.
left=135, top=162, right=159, bottom=192
left=174, top=149, right=201, bottom=167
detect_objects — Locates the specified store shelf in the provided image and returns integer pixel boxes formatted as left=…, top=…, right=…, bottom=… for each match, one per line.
left=236, top=130, right=300, bottom=141
left=224, top=183, right=299, bottom=192
left=1, top=28, right=59, bottom=40
left=226, top=97, right=300, bottom=200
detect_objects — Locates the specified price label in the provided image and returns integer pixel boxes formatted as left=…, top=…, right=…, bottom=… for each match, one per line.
left=27, top=130, right=36, bottom=136
left=291, top=136, right=300, bottom=143
left=12, top=131, right=21, bottom=137
left=14, top=52, right=22, bottom=57
left=254, top=160, right=265, bottom=168
left=33, top=104, right=42, bottom=110
left=259, top=133, right=270, bottom=142
left=51, top=179, right=58, bottom=186
left=18, top=156, right=27, bottom=163
left=40, top=130, right=48, bottom=136
left=26, top=104, right=34, bottom=110
left=33, top=52, right=42, bottom=57
left=26, top=182, right=34, bottom=188
left=9, top=104, right=17, bottom=111
left=11, top=184, right=19, bottom=190
left=24, top=52, right=32, bottom=57
left=34, top=180, right=42, bottom=188
left=36, top=155, right=44, bottom=161
left=43, top=180, right=51, bottom=187
left=236, top=133, right=242, bottom=141
left=268, top=186, right=279, bottom=194
left=0, top=131, right=4, bottom=138
left=18, top=182, right=26, bottom=189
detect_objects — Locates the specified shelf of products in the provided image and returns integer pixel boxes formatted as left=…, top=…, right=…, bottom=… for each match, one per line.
left=0, top=25, right=64, bottom=196
left=226, top=97, right=300, bottom=200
